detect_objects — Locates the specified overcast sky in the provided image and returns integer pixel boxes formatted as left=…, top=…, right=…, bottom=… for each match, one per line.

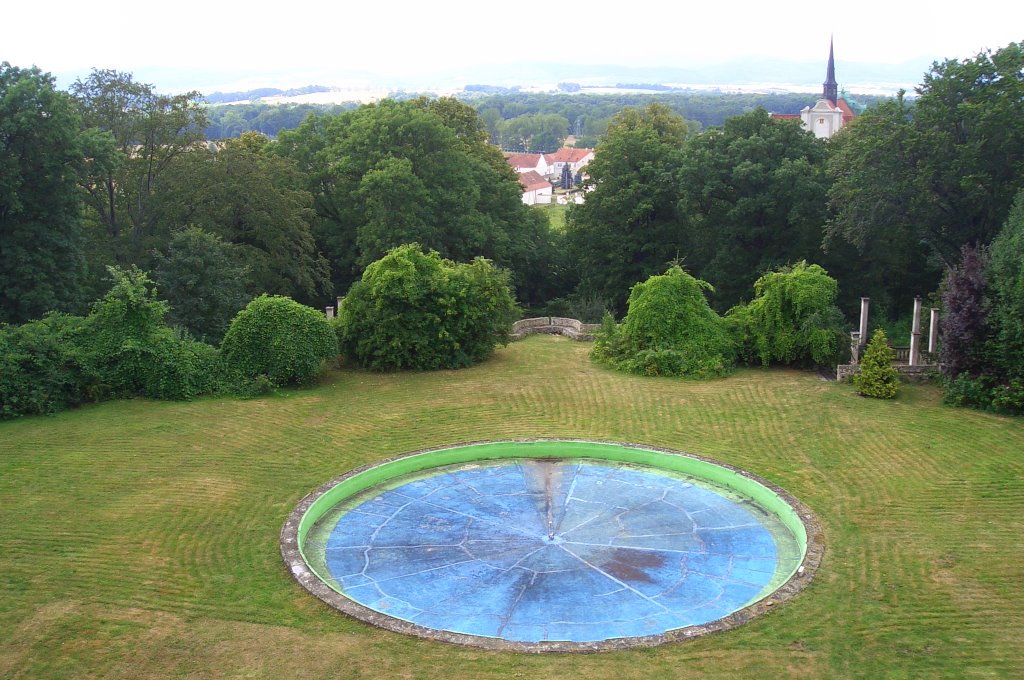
left=8, top=1, right=1022, bottom=91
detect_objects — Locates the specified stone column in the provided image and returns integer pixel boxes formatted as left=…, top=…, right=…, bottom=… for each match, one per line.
left=909, top=297, right=922, bottom=366
left=857, top=297, right=870, bottom=361
left=325, top=306, right=335, bottom=319
left=336, top=296, right=343, bottom=311
left=850, top=331, right=862, bottom=365
left=928, top=308, right=939, bottom=355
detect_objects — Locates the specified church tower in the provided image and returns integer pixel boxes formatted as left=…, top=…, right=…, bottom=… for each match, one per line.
left=823, top=37, right=838, bottom=102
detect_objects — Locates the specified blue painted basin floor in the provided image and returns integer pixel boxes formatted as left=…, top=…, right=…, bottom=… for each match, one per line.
left=304, top=460, right=801, bottom=643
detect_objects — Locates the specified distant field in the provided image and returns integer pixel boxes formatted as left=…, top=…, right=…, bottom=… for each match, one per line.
left=1, top=336, right=1023, bottom=678
left=536, top=202, right=569, bottom=231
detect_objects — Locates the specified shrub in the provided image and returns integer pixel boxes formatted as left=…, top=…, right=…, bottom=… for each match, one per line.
left=0, top=314, right=97, bottom=418
left=77, top=266, right=223, bottom=400
left=854, top=329, right=899, bottom=399
left=139, top=330, right=225, bottom=401
left=336, top=244, right=518, bottom=371
left=1, top=266, right=226, bottom=417
left=592, top=265, right=732, bottom=378
left=942, top=374, right=1024, bottom=415
left=991, top=379, right=1024, bottom=415
left=221, top=294, right=337, bottom=386
left=940, top=244, right=990, bottom=379
left=727, top=261, right=847, bottom=367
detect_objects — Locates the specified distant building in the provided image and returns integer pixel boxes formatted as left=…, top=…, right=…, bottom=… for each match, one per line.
left=773, top=39, right=858, bottom=139
left=518, top=170, right=552, bottom=205
left=543, top=147, right=594, bottom=181
left=505, top=147, right=593, bottom=204
left=504, top=152, right=549, bottom=176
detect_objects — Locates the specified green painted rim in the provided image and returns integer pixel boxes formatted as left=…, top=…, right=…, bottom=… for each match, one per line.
left=281, top=439, right=824, bottom=652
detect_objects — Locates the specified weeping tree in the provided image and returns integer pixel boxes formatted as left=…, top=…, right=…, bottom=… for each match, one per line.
left=592, top=265, right=733, bottom=378
left=727, top=261, right=847, bottom=367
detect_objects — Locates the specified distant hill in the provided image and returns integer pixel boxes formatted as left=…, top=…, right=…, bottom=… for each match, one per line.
left=204, top=85, right=332, bottom=104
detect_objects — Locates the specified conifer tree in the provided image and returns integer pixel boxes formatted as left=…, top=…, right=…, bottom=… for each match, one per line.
left=854, top=329, right=900, bottom=399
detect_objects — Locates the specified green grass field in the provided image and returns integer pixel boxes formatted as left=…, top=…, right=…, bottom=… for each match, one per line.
left=2, top=336, right=1023, bottom=678
left=535, top=203, right=569, bottom=232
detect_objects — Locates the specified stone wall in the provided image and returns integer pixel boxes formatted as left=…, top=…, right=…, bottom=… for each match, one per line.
left=511, top=317, right=600, bottom=341
left=836, top=363, right=940, bottom=383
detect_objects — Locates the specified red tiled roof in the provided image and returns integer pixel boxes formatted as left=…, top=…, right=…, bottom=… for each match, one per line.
left=518, top=170, right=551, bottom=192
left=544, top=148, right=593, bottom=163
left=505, top=153, right=543, bottom=170
left=836, top=98, right=856, bottom=125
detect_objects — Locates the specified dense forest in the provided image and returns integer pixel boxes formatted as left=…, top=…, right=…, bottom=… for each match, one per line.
left=2, top=40, right=1023, bottom=415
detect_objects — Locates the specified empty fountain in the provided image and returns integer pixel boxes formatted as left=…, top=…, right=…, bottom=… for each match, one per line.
left=281, top=440, right=821, bottom=651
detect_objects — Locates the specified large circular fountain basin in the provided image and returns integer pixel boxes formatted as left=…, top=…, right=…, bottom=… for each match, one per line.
left=281, top=440, right=821, bottom=652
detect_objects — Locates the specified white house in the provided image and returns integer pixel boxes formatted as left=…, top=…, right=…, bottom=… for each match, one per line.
left=543, top=148, right=594, bottom=181
left=505, top=152, right=549, bottom=176
left=518, top=170, right=552, bottom=205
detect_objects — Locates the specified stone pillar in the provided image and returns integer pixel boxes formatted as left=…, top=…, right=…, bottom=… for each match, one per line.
left=909, top=297, right=922, bottom=366
left=850, top=332, right=862, bottom=366
left=928, top=308, right=939, bottom=354
left=856, top=297, right=870, bottom=362
left=325, top=306, right=335, bottom=319
left=336, top=296, right=343, bottom=311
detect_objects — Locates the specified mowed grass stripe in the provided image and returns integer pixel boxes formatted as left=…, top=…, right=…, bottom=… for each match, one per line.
left=2, top=334, right=1024, bottom=678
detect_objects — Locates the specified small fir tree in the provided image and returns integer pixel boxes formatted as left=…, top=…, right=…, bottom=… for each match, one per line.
left=854, top=329, right=900, bottom=399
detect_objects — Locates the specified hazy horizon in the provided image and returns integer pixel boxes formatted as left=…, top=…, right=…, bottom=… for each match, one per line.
left=10, top=0, right=1021, bottom=96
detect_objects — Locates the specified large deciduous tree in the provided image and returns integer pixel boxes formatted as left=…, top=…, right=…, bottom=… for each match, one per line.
left=71, top=69, right=207, bottom=263
left=828, top=43, right=1024, bottom=314
left=151, top=226, right=252, bottom=343
left=912, top=43, right=1024, bottom=260
left=677, top=108, right=831, bottom=311
left=824, top=94, right=940, bottom=315
left=498, top=113, right=570, bottom=152
left=566, top=103, right=690, bottom=313
left=276, top=99, right=561, bottom=304
left=151, top=132, right=331, bottom=304
left=1, top=63, right=89, bottom=323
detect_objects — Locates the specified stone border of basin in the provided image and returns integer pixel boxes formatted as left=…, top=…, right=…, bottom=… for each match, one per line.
left=280, top=439, right=824, bottom=653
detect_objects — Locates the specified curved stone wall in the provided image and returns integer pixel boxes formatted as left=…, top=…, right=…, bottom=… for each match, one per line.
left=512, top=317, right=601, bottom=341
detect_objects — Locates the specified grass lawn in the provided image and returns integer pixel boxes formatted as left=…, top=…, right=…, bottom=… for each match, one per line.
left=536, top=203, right=569, bottom=232
left=1, top=335, right=1023, bottom=678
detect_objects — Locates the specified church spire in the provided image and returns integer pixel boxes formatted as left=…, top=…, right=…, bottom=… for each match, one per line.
left=823, top=36, right=838, bottom=102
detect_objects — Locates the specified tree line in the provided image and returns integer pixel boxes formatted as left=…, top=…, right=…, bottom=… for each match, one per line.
left=201, top=90, right=890, bottom=147
left=1, top=64, right=562, bottom=333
